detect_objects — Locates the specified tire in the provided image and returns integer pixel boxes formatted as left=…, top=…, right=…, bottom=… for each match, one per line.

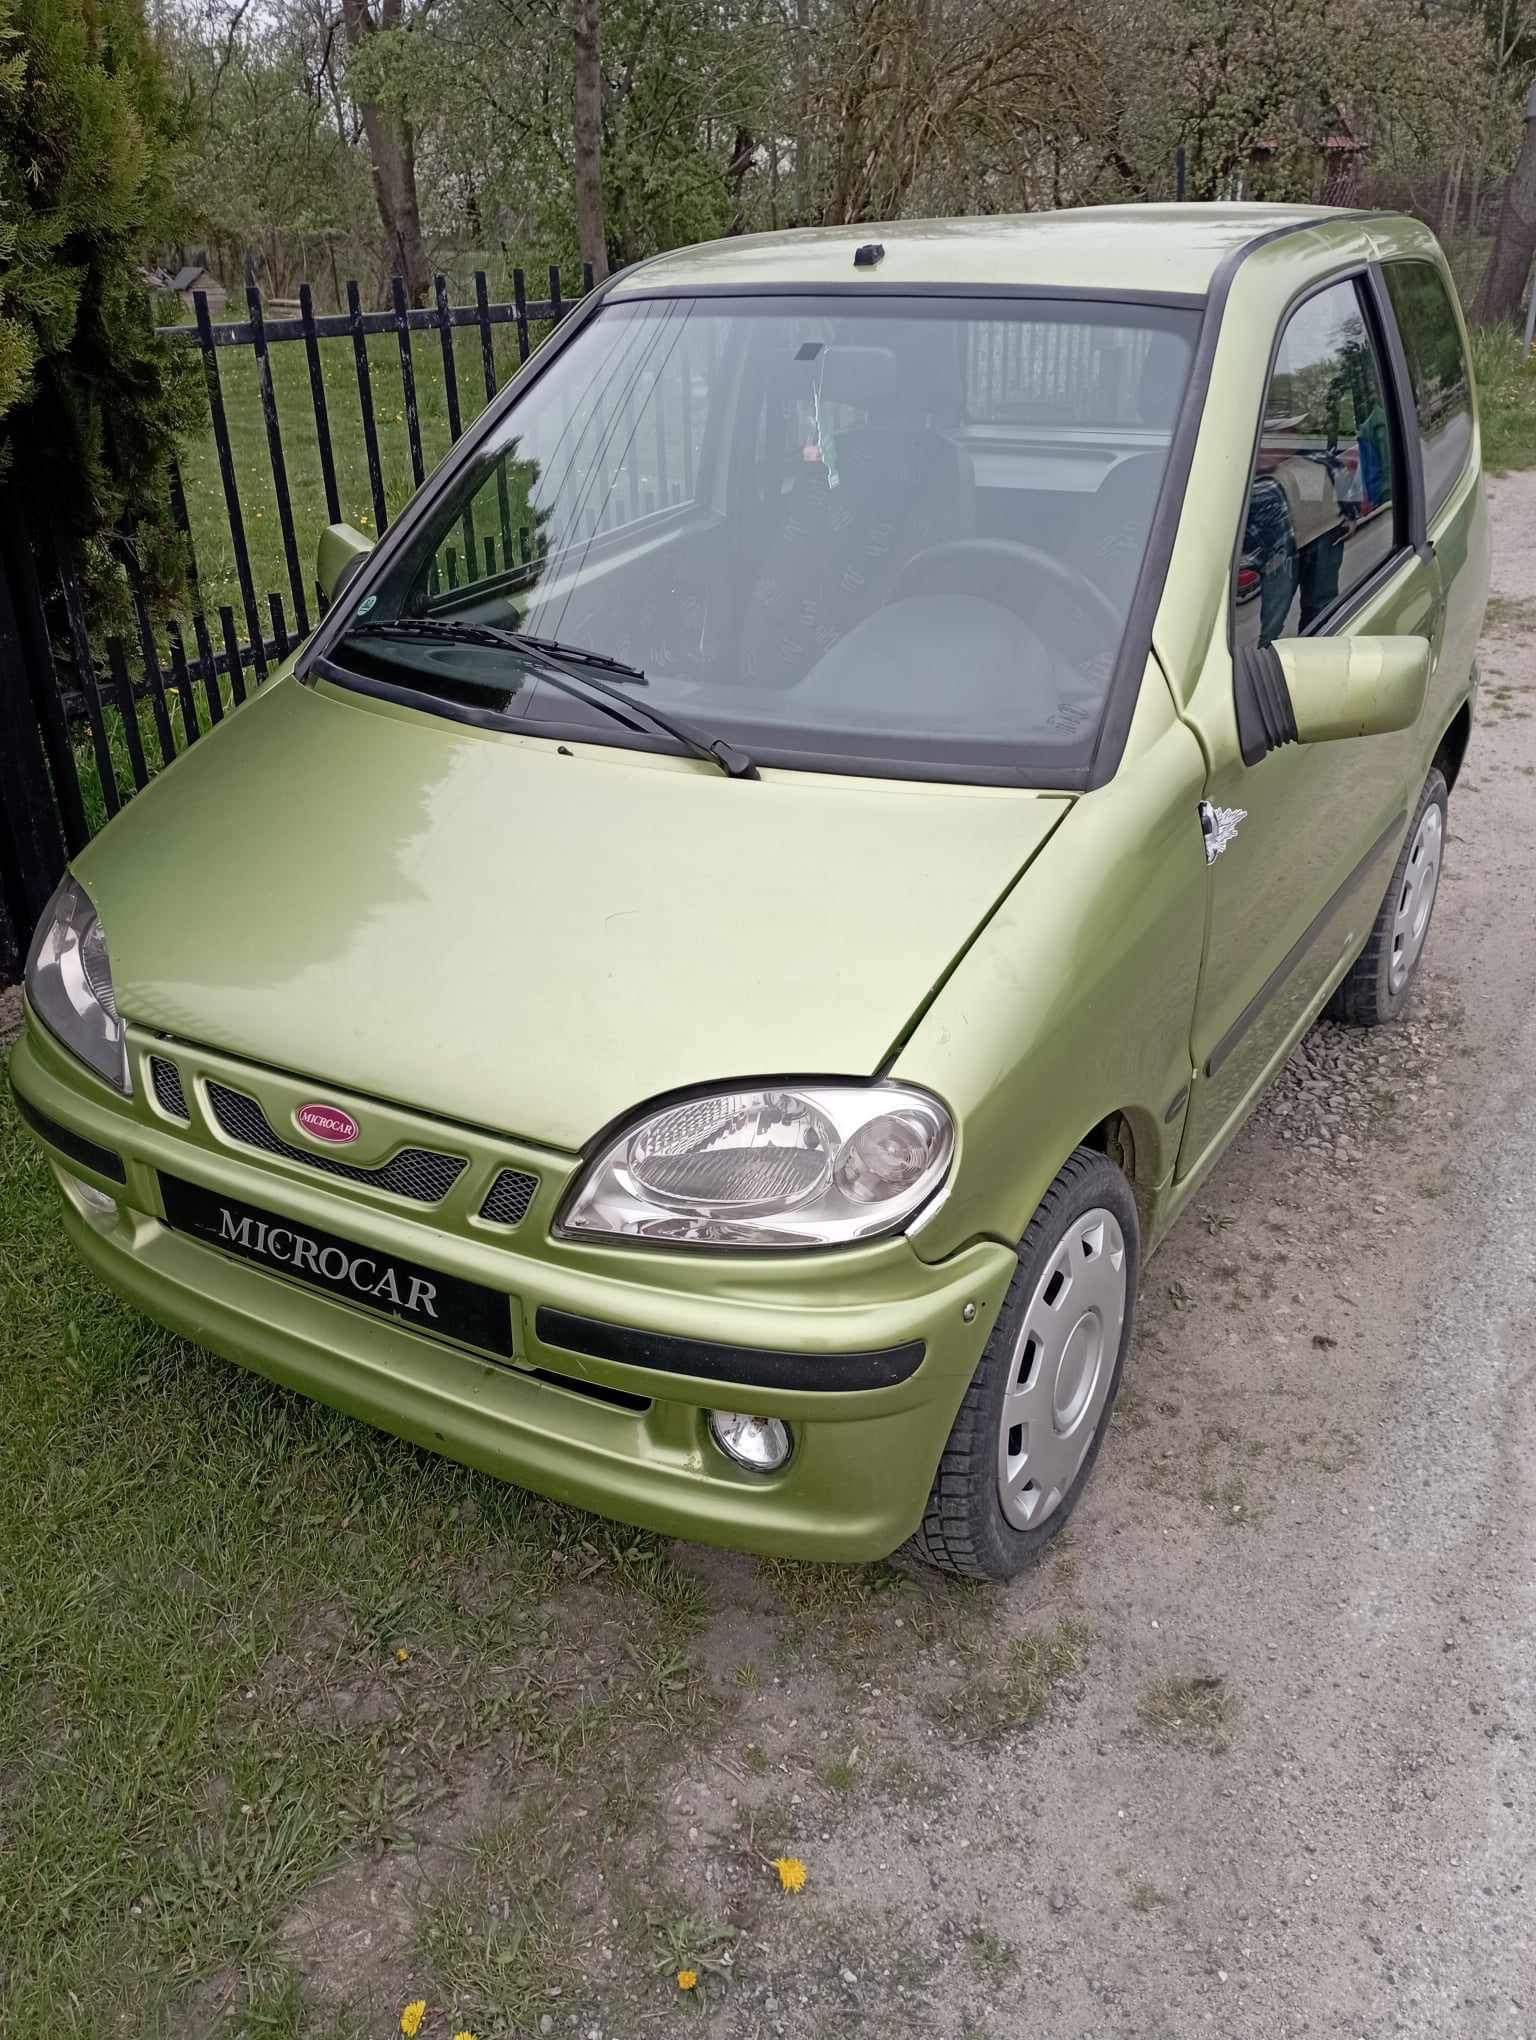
left=908, top=1147, right=1139, bottom=1583
left=1328, top=767, right=1448, bottom=1028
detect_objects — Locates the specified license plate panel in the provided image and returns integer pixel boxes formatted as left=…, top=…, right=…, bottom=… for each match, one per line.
left=159, top=1173, right=515, bottom=1357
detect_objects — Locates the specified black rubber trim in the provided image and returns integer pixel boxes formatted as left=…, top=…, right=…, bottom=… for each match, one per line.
left=1163, top=1086, right=1189, bottom=1124
left=1234, top=642, right=1299, bottom=766
left=1204, top=812, right=1404, bottom=1077
left=536, top=1307, right=925, bottom=1393
left=608, top=280, right=1207, bottom=309
left=528, top=1365, right=651, bottom=1413
left=13, top=1092, right=127, bottom=1183
left=1365, top=261, right=1428, bottom=557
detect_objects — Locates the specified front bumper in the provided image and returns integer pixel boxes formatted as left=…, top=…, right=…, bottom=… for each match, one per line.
left=9, top=1017, right=1011, bottom=1561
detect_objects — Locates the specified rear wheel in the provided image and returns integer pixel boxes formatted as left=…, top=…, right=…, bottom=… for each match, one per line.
left=1328, top=767, right=1447, bottom=1027
left=909, top=1147, right=1138, bottom=1582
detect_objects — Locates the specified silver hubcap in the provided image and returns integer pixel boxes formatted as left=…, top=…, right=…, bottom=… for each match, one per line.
left=997, top=1207, right=1127, bottom=1530
left=1388, top=802, right=1443, bottom=995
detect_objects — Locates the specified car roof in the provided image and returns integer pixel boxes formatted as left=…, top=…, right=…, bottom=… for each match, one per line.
left=609, top=204, right=1413, bottom=302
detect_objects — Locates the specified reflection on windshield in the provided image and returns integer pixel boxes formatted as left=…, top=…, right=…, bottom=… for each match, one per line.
left=340, top=293, right=1200, bottom=779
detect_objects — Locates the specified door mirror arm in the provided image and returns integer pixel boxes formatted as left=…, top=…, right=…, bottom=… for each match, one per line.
left=1234, top=643, right=1298, bottom=766
left=317, top=521, right=375, bottom=611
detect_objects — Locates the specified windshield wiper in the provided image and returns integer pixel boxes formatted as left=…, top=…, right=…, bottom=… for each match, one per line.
left=467, top=623, right=650, bottom=685
left=338, top=617, right=757, bottom=780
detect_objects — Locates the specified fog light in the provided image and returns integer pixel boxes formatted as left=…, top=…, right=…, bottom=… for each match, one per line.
left=69, top=1174, right=119, bottom=1219
left=708, top=1410, right=792, bottom=1473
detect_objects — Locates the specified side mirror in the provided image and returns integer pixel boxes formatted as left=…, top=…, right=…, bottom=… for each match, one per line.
left=317, top=522, right=374, bottom=611
left=1235, top=635, right=1430, bottom=764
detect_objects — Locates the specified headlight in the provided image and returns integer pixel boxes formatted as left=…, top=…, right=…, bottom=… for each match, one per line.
left=560, top=1084, right=953, bottom=1247
left=24, top=876, right=132, bottom=1095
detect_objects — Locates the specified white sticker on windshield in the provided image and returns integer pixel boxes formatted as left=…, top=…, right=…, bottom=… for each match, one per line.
left=355, top=594, right=377, bottom=616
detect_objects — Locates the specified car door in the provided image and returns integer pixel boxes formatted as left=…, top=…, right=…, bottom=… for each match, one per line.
left=1176, top=268, right=1441, bottom=1175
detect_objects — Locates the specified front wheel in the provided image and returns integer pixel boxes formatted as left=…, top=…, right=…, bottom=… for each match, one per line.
left=1328, top=767, right=1448, bottom=1027
left=909, top=1147, right=1139, bottom=1582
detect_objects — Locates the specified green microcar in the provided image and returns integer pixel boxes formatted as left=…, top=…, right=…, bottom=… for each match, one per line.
left=13, top=205, right=1486, bottom=1579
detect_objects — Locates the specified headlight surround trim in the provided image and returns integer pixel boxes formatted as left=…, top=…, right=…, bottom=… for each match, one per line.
left=558, top=1080, right=955, bottom=1249
left=23, top=876, right=132, bottom=1096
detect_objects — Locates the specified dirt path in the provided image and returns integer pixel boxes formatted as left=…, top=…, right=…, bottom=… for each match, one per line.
left=617, top=473, right=1536, bottom=2040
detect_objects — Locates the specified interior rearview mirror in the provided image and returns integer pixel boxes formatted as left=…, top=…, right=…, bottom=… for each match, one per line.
left=317, top=522, right=374, bottom=610
left=1235, top=635, right=1430, bottom=764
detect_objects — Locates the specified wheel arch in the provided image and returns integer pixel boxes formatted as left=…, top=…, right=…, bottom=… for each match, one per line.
left=1078, top=1106, right=1159, bottom=1235
left=1432, top=695, right=1473, bottom=793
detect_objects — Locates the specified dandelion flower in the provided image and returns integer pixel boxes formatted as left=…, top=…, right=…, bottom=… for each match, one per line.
left=400, top=2002, right=427, bottom=2037
left=676, top=1969, right=698, bottom=1991
left=453, top=2031, right=478, bottom=2039
left=772, top=1855, right=808, bottom=1892
left=395, top=1646, right=411, bottom=1663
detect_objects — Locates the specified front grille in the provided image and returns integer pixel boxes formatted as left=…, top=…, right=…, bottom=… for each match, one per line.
left=205, top=1081, right=466, bottom=1205
left=149, top=1056, right=189, bottom=1120
left=478, top=1167, right=538, bottom=1227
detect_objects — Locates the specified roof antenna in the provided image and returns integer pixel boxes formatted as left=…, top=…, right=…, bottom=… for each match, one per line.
left=853, top=242, right=885, bottom=268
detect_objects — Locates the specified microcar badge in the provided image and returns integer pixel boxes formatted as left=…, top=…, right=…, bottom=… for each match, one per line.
left=296, top=1102, right=360, bottom=1144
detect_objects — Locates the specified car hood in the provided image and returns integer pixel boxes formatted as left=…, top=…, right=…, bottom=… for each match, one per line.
left=76, top=676, right=1070, bottom=1153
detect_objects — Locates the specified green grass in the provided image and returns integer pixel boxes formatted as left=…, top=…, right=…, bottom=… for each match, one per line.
left=927, top=1618, right=1092, bottom=1745
left=1135, top=1671, right=1238, bottom=1752
left=1469, top=325, right=1536, bottom=474
left=0, top=1079, right=720, bottom=2036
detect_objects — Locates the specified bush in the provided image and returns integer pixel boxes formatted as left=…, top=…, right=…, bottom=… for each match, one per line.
left=0, top=0, right=199, bottom=603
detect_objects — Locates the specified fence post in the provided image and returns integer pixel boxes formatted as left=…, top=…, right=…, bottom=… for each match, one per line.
left=475, top=270, right=514, bottom=565
left=0, top=522, right=68, bottom=974
left=167, top=462, right=221, bottom=723
left=4, top=519, right=88, bottom=856
left=247, top=284, right=310, bottom=637
left=513, top=268, right=530, bottom=363
left=391, top=274, right=426, bottom=489
left=58, top=559, right=121, bottom=817
left=193, top=290, right=266, bottom=676
left=347, top=280, right=390, bottom=536
left=299, top=283, right=343, bottom=528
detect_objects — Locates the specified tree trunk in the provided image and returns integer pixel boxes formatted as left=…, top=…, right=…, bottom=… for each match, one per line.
left=795, top=0, right=812, bottom=224
left=1477, top=103, right=1536, bottom=325
left=339, top=0, right=431, bottom=306
left=571, top=0, right=608, bottom=282
left=727, top=126, right=755, bottom=234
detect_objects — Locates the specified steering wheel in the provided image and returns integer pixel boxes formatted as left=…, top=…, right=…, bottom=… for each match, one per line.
left=899, top=538, right=1126, bottom=667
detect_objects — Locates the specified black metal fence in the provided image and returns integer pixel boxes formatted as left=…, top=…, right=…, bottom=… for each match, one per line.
left=0, top=264, right=590, bottom=986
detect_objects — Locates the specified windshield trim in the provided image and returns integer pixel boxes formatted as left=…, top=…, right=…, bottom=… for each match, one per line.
left=608, top=280, right=1208, bottom=310
left=297, top=271, right=1263, bottom=790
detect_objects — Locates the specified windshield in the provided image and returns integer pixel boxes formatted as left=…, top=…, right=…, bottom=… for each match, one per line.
left=328, top=292, right=1199, bottom=782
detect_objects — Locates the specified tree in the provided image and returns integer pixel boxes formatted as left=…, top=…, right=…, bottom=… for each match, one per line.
left=0, top=0, right=198, bottom=600
left=570, top=0, right=606, bottom=278
left=339, top=0, right=432, bottom=301
left=163, top=0, right=377, bottom=297
left=1477, top=81, right=1536, bottom=321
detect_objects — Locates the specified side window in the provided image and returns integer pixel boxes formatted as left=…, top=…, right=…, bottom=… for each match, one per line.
left=1383, top=259, right=1473, bottom=521
left=1235, top=279, right=1399, bottom=652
